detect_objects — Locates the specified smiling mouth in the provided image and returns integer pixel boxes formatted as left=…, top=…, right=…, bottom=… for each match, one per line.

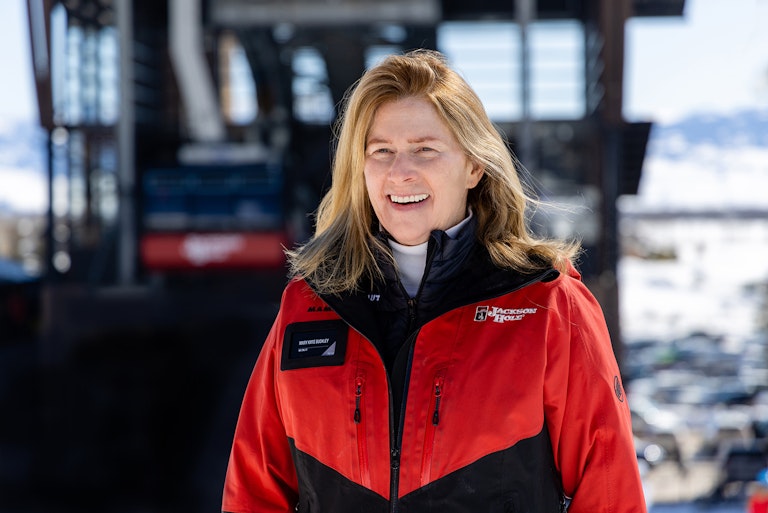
left=389, top=194, right=429, bottom=204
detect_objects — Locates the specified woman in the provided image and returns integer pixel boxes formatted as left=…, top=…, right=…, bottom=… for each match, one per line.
left=223, top=49, right=646, bottom=513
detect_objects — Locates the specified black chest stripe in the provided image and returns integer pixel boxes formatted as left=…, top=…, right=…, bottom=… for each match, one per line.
left=280, top=320, right=348, bottom=371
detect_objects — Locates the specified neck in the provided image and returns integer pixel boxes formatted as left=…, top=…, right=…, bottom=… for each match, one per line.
left=388, top=209, right=474, bottom=297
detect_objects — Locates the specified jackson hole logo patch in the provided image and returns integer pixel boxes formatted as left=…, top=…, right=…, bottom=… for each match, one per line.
left=474, top=305, right=537, bottom=323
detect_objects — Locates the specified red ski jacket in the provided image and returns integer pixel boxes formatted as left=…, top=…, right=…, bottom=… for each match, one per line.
left=223, top=246, right=646, bottom=513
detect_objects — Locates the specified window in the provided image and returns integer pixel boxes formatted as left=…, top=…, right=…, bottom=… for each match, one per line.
left=219, top=32, right=258, bottom=125
left=438, top=20, right=585, bottom=121
left=292, top=47, right=335, bottom=125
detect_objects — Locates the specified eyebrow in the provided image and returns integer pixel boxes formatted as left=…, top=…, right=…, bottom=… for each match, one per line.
left=366, top=136, right=443, bottom=145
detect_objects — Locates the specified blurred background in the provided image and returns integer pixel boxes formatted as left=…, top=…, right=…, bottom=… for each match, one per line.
left=0, top=0, right=767, bottom=512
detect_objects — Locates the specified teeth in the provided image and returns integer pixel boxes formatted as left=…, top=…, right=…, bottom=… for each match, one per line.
left=390, top=194, right=429, bottom=204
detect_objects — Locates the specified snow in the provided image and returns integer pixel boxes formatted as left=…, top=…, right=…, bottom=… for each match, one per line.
left=632, top=144, right=768, bottom=211
left=619, top=219, right=768, bottom=343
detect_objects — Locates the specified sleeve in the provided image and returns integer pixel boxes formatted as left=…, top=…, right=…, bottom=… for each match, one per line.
left=222, top=305, right=299, bottom=513
left=544, top=279, right=648, bottom=513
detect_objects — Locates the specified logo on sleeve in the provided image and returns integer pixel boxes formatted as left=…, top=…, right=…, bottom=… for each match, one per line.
left=474, top=305, right=538, bottom=323
left=281, top=320, right=348, bottom=371
left=614, top=375, right=625, bottom=402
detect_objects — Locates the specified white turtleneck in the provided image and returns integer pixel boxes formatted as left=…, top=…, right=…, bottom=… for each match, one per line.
left=387, top=210, right=473, bottom=298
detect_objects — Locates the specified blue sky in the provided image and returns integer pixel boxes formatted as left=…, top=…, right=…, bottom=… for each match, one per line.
left=624, top=0, right=768, bottom=122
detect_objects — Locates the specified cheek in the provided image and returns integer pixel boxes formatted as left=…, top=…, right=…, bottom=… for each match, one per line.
left=363, top=169, right=374, bottom=193
left=363, top=171, right=382, bottom=209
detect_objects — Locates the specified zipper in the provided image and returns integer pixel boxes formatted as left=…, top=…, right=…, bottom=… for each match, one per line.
left=388, top=243, right=436, bottom=513
left=390, top=447, right=400, bottom=513
left=354, top=376, right=363, bottom=423
left=431, top=379, right=443, bottom=426
left=405, top=297, right=417, bottom=333
left=420, top=371, right=445, bottom=486
left=354, top=372, right=371, bottom=489
left=390, top=333, right=417, bottom=513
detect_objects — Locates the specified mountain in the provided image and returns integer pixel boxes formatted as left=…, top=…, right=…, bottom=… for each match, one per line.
left=622, top=109, right=768, bottom=213
left=648, top=110, right=768, bottom=156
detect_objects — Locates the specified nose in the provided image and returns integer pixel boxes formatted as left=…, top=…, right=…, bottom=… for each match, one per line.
left=387, top=153, right=416, bottom=182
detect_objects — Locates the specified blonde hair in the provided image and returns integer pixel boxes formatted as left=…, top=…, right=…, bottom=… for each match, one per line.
left=287, top=49, right=579, bottom=294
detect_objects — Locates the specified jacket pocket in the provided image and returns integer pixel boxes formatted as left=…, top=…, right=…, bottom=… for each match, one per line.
left=420, top=369, right=446, bottom=487
left=353, top=370, right=371, bottom=488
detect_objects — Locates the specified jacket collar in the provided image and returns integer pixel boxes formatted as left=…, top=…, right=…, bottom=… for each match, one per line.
left=377, top=215, right=479, bottom=306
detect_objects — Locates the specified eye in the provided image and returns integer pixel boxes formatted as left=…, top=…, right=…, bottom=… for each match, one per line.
left=416, top=146, right=439, bottom=157
left=367, top=147, right=394, bottom=159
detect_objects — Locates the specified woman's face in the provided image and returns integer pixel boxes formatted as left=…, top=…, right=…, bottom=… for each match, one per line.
left=364, top=97, right=483, bottom=246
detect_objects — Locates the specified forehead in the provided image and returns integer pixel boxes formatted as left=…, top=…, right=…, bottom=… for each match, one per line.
left=367, top=97, right=454, bottom=141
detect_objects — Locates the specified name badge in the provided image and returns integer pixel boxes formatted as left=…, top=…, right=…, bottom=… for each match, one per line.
left=281, top=320, right=348, bottom=371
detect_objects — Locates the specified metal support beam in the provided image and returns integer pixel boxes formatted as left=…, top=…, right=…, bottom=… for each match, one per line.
left=597, top=0, right=630, bottom=126
left=169, top=0, right=226, bottom=143
left=26, top=0, right=54, bottom=129
left=515, top=0, right=535, bottom=173
left=116, top=0, right=136, bottom=285
left=211, top=0, right=440, bottom=27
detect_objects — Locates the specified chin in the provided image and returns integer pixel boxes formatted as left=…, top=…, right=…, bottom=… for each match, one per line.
left=391, top=234, right=430, bottom=246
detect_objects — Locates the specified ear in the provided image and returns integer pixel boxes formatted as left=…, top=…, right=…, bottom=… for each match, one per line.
left=466, top=160, right=484, bottom=189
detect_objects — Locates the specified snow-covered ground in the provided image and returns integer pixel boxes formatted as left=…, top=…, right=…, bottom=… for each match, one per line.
left=619, top=217, right=768, bottom=344
left=619, top=110, right=768, bottom=345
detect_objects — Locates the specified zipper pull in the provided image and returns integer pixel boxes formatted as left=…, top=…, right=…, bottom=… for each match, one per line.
left=354, top=377, right=363, bottom=424
left=391, top=448, right=401, bottom=470
left=432, top=381, right=442, bottom=425
left=407, top=297, right=417, bottom=331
